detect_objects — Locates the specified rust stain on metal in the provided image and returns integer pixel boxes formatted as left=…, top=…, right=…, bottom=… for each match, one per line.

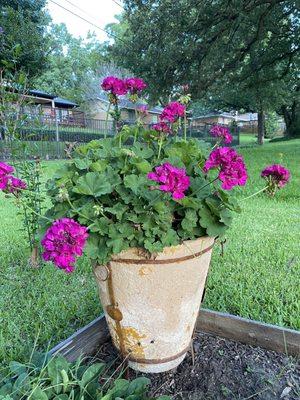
left=106, top=305, right=123, bottom=321
left=138, top=266, right=153, bottom=276
left=121, top=327, right=147, bottom=358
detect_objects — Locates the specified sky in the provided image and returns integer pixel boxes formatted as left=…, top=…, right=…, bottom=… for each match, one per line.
left=46, top=0, right=123, bottom=41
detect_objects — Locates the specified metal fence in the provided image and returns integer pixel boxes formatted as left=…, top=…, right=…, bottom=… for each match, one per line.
left=0, top=116, right=239, bottom=160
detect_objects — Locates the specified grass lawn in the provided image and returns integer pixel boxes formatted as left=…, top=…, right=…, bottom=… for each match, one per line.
left=0, top=139, right=299, bottom=368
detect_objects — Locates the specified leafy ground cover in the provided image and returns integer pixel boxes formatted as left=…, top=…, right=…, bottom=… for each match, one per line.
left=0, top=139, right=299, bottom=368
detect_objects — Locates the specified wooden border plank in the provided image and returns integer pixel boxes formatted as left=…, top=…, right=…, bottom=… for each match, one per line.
left=50, top=309, right=300, bottom=361
left=196, top=309, right=300, bottom=357
left=50, top=314, right=109, bottom=362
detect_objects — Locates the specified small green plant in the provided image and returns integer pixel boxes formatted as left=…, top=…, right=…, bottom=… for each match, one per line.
left=0, top=352, right=170, bottom=400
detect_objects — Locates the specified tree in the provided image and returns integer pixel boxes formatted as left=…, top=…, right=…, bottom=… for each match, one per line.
left=0, top=1, right=50, bottom=78
left=33, top=24, right=107, bottom=106
left=109, top=0, right=300, bottom=138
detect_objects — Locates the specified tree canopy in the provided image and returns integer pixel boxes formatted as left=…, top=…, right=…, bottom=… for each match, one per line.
left=0, top=0, right=49, bottom=78
left=109, top=0, right=300, bottom=137
left=33, top=23, right=107, bottom=105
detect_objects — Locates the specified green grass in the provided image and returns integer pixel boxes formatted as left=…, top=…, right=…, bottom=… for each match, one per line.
left=0, top=140, right=299, bottom=368
left=204, top=140, right=300, bottom=329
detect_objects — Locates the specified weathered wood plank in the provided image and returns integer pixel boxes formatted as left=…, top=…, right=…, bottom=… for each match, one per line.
left=50, top=314, right=110, bottom=362
left=50, top=309, right=300, bottom=361
left=197, top=309, right=300, bottom=357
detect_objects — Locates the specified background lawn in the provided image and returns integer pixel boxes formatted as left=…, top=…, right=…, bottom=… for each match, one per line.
left=0, top=139, right=299, bottom=368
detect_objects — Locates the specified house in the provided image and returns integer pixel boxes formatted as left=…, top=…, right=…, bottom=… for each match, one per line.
left=192, top=111, right=258, bottom=129
left=20, top=89, right=84, bottom=125
left=191, top=111, right=237, bottom=127
left=87, top=94, right=163, bottom=125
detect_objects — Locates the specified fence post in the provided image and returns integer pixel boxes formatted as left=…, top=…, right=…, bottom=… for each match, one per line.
left=54, top=107, right=59, bottom=142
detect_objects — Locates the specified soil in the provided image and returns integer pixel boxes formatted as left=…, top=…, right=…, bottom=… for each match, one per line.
left=93, top=331, right=300, bottom=400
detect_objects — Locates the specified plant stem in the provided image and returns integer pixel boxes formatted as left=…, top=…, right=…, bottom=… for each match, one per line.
left=194, top=177, right=219, bottom=195
left=157, top=136, right=164, bottom=160
left=104, top=103, right=111, bottom=139
left=15, top=197, right=52, bottom=222
left=241, top=186, right=268, bottom=201
left=66, top=198, right=94, bottom=223
left=184, top=112, right=187, bottom=141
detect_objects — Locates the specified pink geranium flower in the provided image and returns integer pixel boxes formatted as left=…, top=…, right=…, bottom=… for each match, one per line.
left=152, top=121, right=171, bottom=134
left=210, top=125, right=233, bottom=144
left=101, top=76, right=127, bottom=96
left=261, top=164, right=290, bottom=188
left=125, top=77, right=147, bottom=94
left=160, top=102, right=186, bottom=123
left=0, top=161, right=14, bottom=176
left=6, top=176, right=27, bottom=194
left=147, top=162, right=190, bottom=200
left=41, top=218, right=89, bottom=273
left=0, top=162, right=26, bottom=193
left=204, top=147, right=248, bottom=190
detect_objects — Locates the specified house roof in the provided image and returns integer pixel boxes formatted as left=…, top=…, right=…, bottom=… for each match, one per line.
left=95, top=93, right=163, bottom=114
left=193, top=111, right=235, bottom=120
left=28, top=89, right=78, bottom=108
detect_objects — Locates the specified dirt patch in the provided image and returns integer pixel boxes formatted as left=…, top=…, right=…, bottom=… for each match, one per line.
left=94, top=331, right=300, bottom=400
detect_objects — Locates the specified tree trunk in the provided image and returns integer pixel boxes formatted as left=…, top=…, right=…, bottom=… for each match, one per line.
left=281, top=103, right=299, bottom=137
left=257, top=109, right=265, bottom=145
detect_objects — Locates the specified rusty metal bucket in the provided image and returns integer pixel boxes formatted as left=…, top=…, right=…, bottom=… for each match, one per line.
left=94, top=236, right=215, bottom=373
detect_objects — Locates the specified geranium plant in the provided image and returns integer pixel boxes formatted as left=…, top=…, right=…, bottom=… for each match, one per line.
left=33, top=79, right=290, bottom=273
left=0, top=78, right=291, bottom=273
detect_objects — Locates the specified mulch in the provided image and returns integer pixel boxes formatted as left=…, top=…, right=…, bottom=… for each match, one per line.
left=93, top=331, right=300, bottom=400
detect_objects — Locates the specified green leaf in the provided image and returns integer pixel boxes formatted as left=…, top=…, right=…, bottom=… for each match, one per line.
left=73, top=172, right=112, bottom=197
left=179, top=196, right=201, bottom=210
left=74, top=158, right=91, bottom=170
left=127, top=377, right=151, bottom=396
left=106, top=203, right=128, bottom=220
left=181, top=209, right=197, bottom=232
left=9, top=361, right=27, bottom=376
left=124, top=175, right=148, bottom=195
left=135, top=160, right=151, bottom=173
left=13, top=372, right=31, bottom=393
left=0, top=383, right=13, bottom=396
left=30, top=387, right=48, bottom=400
left=80, top=363, right=105, bottom=387
left=109, top=379, right=130, bottom=397
left=107, top=238, right=125, bottom=254
left=98, top=394, right=112, bottom=400
left=219, top=208, right=233, bottom=226
left=198, top=206, right=228, bottom=237
left=47, top=356, right=69, bottom=395
left=190, top=176, right=211, bottom=199
left=89, top=218, right=110, bottom=234
left=90, top=160, right=108, bottom=172
left=205, top=197, right=222, bottom=216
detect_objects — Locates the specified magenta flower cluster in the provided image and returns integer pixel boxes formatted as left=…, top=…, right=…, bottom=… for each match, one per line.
left=125, top=77, right=147, bottom=94
left=101, top=76, right=127, bottom=96
left=160, top=101, right=186, bottom=123
left=42, top=218, right=89, bottom=273
left=101, top=76, right=147, bottom=96
left=203, top=147, right=248, bottom=190
left=261, top=164, right=290, bottom=188
left=210, top=125, right=233, bottom=144
left=152, top=121, right=171, bottom=134
left=147, top=162, right=190, bottom=200
left=0, top=161, right=27, bottom=194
